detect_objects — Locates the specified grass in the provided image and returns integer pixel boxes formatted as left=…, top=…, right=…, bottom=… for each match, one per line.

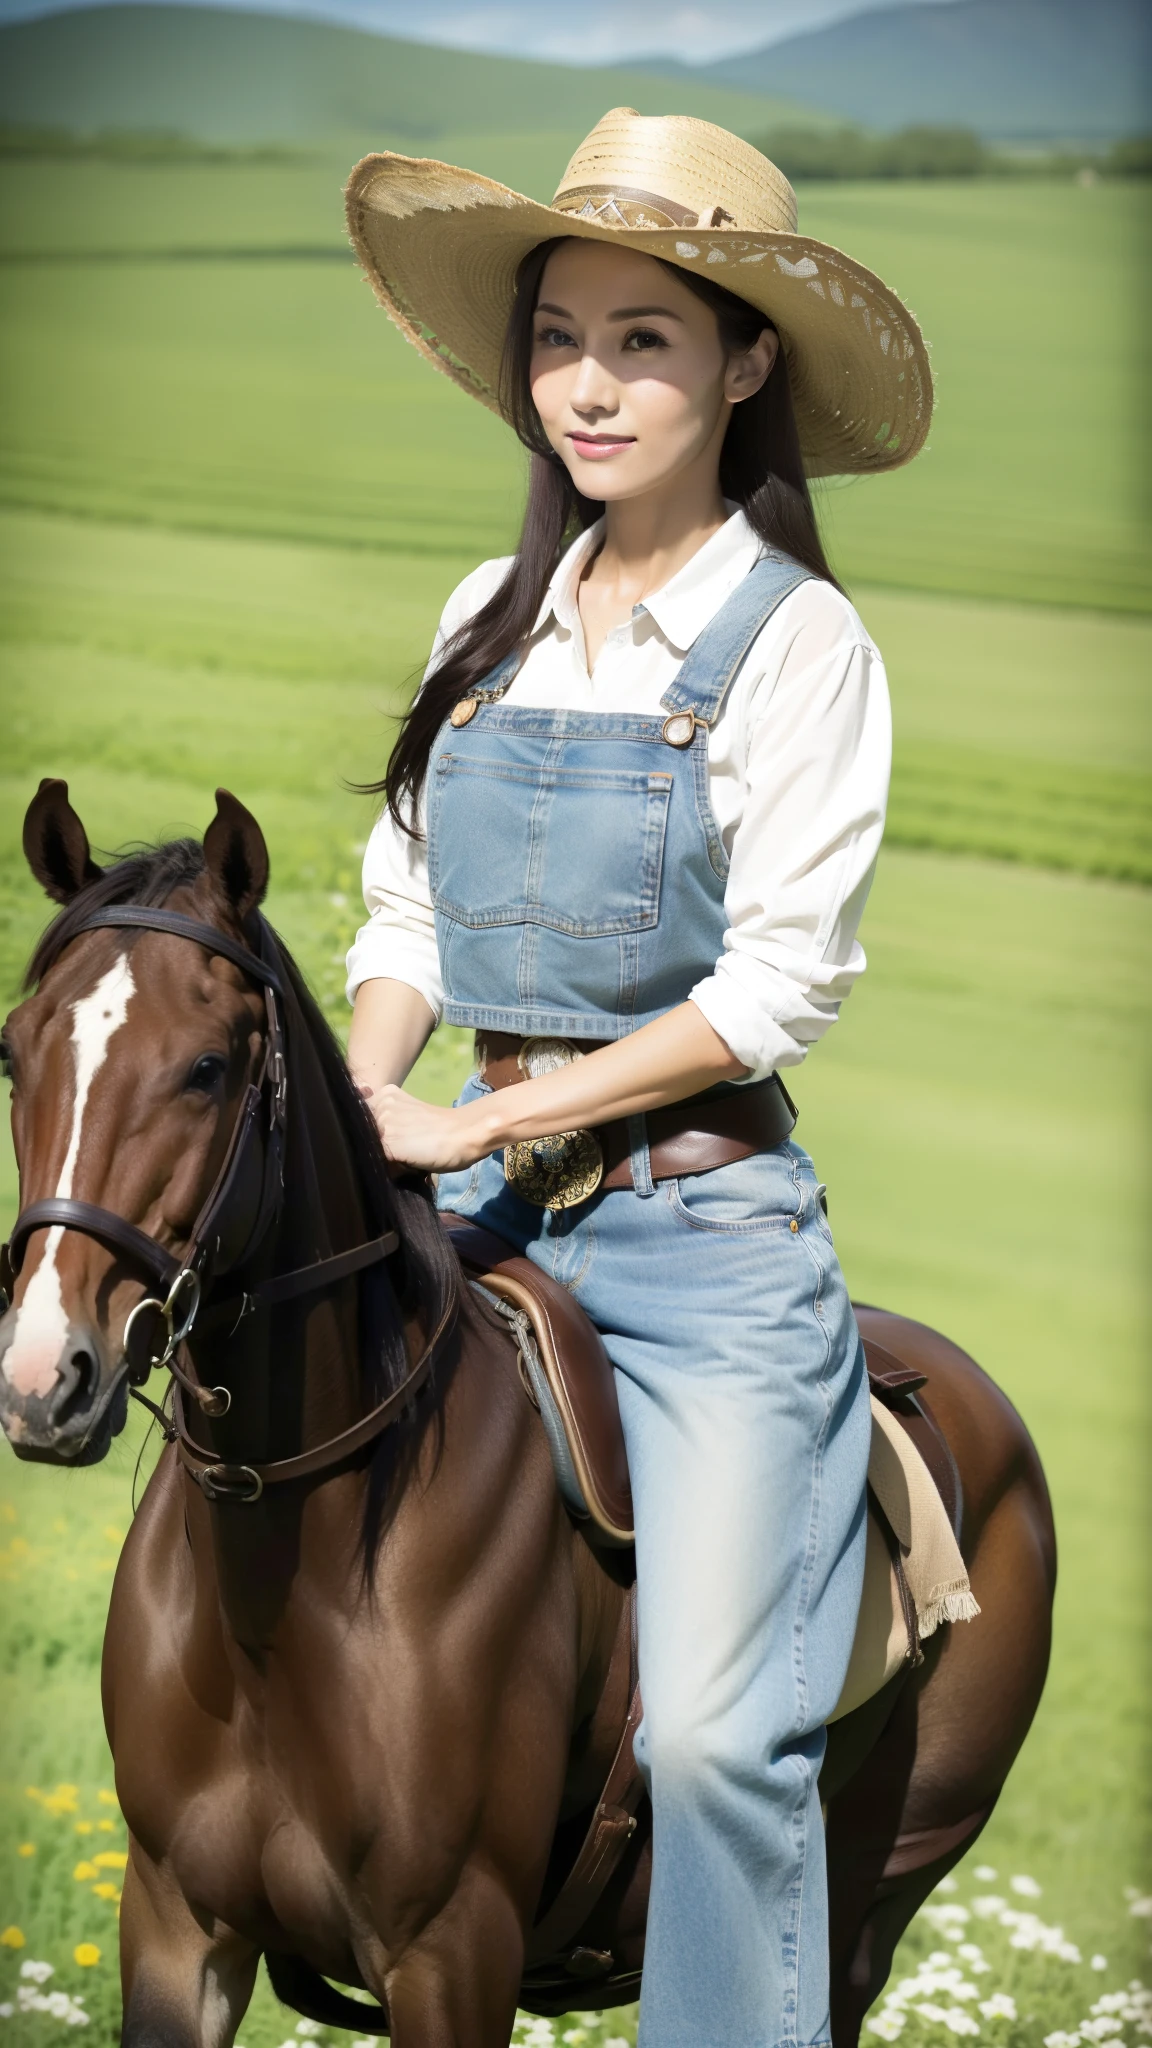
left=0, top=169, right=1149, bottom=619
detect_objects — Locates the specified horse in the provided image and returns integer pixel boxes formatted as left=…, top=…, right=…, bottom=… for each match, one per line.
left=0, top=779, right=1056, bottom=2047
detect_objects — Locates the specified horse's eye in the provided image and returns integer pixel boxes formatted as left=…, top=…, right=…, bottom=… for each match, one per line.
left=0, top=1041, right=12, bottom=1084
left=186, top=1053, right=227, bottom=1094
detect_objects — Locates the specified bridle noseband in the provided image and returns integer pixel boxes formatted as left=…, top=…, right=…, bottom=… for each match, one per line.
left=1, top=904, right=450, bottom=1500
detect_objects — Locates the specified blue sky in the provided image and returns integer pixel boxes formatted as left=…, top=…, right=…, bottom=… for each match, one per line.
left=0, top=0, right=956, bottom=64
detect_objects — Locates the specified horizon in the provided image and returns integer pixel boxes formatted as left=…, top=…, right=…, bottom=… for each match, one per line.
left=0, top=0, right=960, bottom=67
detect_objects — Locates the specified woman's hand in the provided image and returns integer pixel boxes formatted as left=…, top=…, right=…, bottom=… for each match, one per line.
left=361, top=1083, right=497, bottom=1172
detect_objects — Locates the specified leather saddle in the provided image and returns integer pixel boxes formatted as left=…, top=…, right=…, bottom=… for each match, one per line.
left=440, top=1213, right=965, bottom=2011
left=442, top=1215, right=961, bottom=1550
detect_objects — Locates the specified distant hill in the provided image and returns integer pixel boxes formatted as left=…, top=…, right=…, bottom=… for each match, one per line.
left=0, top=3, right=822, bottom=149
left=663, top=0, right=1151, bottom=141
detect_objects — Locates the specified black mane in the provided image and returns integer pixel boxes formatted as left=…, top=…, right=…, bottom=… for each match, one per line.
left=24, top=837, right=461, bottom=1570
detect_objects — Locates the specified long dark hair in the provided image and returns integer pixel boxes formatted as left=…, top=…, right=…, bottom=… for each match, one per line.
left=381, top=238, right=840, bottom=834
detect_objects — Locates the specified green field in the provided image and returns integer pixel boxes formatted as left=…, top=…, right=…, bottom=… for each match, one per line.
left=0, top=141, right=1150, bottom=2047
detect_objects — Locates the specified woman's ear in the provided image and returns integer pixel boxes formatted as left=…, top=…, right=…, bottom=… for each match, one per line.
left=726, top=327, right=780, bottom=405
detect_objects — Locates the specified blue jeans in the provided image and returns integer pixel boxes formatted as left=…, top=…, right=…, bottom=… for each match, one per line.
left=438, top=1080, right=871, bottom=2048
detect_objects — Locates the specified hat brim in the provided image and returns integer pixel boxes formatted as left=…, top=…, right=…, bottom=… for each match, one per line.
left=345, top=152, right=933, bottom=479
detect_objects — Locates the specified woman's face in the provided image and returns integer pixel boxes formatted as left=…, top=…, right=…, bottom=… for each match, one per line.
left=529, top=240, right=777, bottom=505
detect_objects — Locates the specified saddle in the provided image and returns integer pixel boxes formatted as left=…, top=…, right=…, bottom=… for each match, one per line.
left=440, top=1214, right=972, bottom=2008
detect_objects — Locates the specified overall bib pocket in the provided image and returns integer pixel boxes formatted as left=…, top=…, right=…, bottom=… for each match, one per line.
left=430, top=754, right=673, bottom=937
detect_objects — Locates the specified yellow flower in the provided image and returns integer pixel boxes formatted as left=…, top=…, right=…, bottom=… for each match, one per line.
left=91, top=1883, right=120, bottom=1902
left=25, top=1787, right=43, bottom=1803
left=73, top=1944, right=101, bottom=1968
left=41, top=1783, right=80, bottom=1818
left=75, top=1821, right=93, bottom=1835
left=97, top=1819, right=115, bottom=1833
left=0, top=1502, right=16, bottom=1523
left=103, top=1525, right=124, bottom=1544
left=96, top=1791, right=119, bottom=1809
left=0, top=1927, right=25, bottom=1949
left=74, top=1861, right=98, bottom=1882
left=17, top=1844, right=35, bottom=1858
left=93, top=1851, right=128, bottom=1871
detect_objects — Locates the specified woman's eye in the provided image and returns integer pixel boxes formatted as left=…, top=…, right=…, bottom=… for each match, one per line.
left=186, top=1054, right=227, bottom=1094
left=623, top=328, right=669, bottom=352
left=534, top=325, right=576, bottom=350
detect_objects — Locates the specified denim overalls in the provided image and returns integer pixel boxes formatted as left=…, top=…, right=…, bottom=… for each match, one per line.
left=433, top=554, right=871, bottom=2048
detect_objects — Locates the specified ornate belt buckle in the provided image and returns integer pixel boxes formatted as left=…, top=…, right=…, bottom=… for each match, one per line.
left=502, top=1037, right=604, bottom=1211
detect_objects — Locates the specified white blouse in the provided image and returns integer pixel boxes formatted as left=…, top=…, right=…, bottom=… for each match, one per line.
left=346, top=508, right=891, bottom=1084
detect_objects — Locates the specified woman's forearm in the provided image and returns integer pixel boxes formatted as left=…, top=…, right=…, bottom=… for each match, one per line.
left=472, top=1002, right=746, bottom=1150
left=347, top=977, right=438, bottom=1093
left=359, top=1000, right=748, bottom=1172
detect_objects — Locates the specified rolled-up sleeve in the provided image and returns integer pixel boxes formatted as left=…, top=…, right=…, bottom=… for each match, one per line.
left=688, top=591, right=891, bottom=1081
left=345, top=803, right=443, bottom=1015
left=345, top=555, right=513, bottom=1012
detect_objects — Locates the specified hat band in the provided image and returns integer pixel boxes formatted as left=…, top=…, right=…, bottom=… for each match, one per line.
left=552, top=183, right=737, bottom=232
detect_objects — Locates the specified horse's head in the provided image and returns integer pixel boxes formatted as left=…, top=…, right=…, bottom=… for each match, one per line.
left=0, top=781, right=274, bottom=1463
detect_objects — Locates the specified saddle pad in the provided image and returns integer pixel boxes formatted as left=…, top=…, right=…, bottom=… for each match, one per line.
left=830, top=1397, right=979, bottom=1720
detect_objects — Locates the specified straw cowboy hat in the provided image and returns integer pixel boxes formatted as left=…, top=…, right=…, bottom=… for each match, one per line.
left=345, top=107, right=932, bottom=478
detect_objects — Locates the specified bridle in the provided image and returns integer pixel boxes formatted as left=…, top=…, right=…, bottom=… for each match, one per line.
left=0, top=904, right=453, bottom=1503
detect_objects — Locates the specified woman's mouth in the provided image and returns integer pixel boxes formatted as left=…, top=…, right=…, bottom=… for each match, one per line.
left=567, top=433, right=636, bottom=460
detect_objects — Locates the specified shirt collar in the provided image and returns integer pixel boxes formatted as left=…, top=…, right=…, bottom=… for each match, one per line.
left=532, top=506, right=765, bottom=653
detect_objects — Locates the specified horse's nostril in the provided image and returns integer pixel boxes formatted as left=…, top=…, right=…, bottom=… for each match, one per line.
left=49, top=1343, right=100, bottom=1427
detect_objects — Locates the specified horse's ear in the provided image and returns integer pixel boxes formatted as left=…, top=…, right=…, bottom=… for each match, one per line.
left=203, top=788, right=269, bottom=924
left=23, top=778, right=104, bottom=904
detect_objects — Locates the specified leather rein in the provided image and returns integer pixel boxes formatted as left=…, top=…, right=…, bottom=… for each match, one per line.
left=1, top=904, right=449, bottom=1503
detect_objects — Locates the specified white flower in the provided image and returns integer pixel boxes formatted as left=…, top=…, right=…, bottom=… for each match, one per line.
left=973, top=1866, right=998, bottom=1882
left=971, top=1898, right=1007, bottom=1919
left=916, top=2003, right=949, bottom=2022
left=978, top=1995, right=1017, bottom=2021
left=18, top=1963, right=54, bottom=1985
left=1079, top=2022, right=1123, bottom=2040
left=1043, top=2033, right=1081, bottom=2048
left=0, top=2005, right=12, bottom=2021
left=605, top=2039, right=631, bottom=2048
left=1010, top=1874, right=1043, bottom=1898
left=296, top=2029, right=325, bottom=2041
left=942, top=2010, right=981, bottom=2036
left=934, top=1875, right=960, bottom=1893
left=867, top=2015, right=906, bottom=2039
left=1091, top=1957, right=1109, bottom=1972
left=1129, top=1899, right=1152, bottom=1919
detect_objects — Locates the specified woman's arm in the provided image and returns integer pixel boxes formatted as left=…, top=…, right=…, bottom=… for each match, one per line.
left=347, top=977, right=438, bottom=1095
left=364, top=1001, right=746, bottom=1170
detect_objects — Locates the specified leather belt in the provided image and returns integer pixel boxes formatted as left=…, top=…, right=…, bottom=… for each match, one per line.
left=475, top=1032, right=796, bottom=1195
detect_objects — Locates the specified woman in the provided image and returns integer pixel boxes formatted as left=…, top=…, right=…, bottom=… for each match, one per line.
left=343, top=109, right=932, bottom=2048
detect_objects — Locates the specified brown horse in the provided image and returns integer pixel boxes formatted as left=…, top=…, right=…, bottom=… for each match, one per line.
left=0, top=780, right=1056, bottom=2048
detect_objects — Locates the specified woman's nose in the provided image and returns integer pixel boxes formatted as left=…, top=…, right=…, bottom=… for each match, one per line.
left=569, top=351, right=618, bottom=416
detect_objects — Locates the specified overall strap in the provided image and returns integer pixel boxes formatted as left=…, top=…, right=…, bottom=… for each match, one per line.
left=660, top=552, right=816, bottom=727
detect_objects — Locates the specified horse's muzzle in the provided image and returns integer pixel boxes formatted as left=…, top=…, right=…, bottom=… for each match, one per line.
left=0, top=1311, right=127, bottom=1463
